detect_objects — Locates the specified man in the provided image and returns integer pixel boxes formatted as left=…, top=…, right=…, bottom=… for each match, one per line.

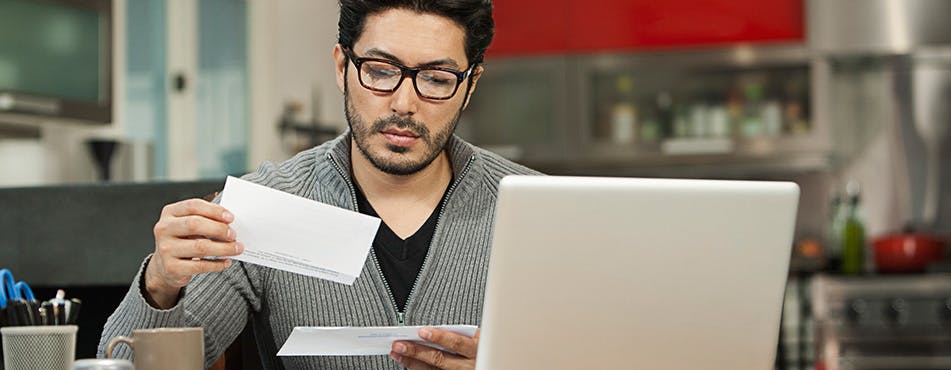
left=100, top=0, right=538, bottom=369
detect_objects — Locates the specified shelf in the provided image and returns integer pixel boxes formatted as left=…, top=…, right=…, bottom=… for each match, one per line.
left=517, top=151, right=834, bottom=179
left=463, top=46, right=836, bottom=177
left=0, top=119, right=41, bottom=139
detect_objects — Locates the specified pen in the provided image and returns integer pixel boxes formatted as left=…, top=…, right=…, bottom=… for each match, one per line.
left=39, top=303, right=50, bottom=325
left=51, top=289, right=68, bottom=325
left=66, top=298, right=82, bottom=325
left=7, top=299, right=33, bottom=326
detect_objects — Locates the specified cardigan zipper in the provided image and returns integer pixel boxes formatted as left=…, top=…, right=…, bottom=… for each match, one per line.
left=328, top=153, right=402, bottom=325
left=329, top=153, right=476, bottom=326
left=400, top=155, right=475, bottom=323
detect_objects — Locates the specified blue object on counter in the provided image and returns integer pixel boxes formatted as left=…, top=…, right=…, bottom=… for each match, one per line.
left=1, top=268, right=18, bottom=308
left=1, top=269, right=43, bottom=326
left=14, top=281, right=34, bottom=302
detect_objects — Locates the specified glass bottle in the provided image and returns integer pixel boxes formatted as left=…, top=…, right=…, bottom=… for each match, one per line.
left=656, top=91, right=674, bottom=139
left=826, top=193, right=845, bottom=272
left=741, top=80, right=764, bottom=138
left=609, top=75, right=637, bottom=144
left=639, top=104, right=660, bottom=144
left=840, top=182, right=866, bottom=275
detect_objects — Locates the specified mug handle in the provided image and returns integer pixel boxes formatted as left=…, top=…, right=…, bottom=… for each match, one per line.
left=105, top=336, right=134, bottom=358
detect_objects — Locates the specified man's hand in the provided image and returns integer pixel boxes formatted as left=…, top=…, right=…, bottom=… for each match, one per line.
left=390, top=328, right=480, bottom=370
left=144, top=199, right=243, bottom=309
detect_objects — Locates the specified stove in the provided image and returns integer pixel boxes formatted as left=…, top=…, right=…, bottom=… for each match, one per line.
left=812, top=274, right=951, bottom=370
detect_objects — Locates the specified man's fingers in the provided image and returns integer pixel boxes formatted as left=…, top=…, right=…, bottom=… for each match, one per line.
left=164, top=215, right=235, bottom=241
left=392, top=341, right=467, bottom=369
left=169, top=257, right=233, bottom=276
left=420, top=328, right=478, bottom=359
left=391, top=328, right=479, bottom=369
left=167, top=238, right=243, bottom=259
left=391, top=352, right=439, bottom=370
left=162, top=198, right=234, bottom=223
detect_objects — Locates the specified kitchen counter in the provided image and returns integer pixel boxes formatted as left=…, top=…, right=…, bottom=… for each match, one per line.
left=0, top=179, right=224, bottom=286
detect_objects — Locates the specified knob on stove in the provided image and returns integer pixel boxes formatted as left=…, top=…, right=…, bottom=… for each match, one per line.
left=943, top=298, right=951, bottom=323
left=847, top=299, right=869, bottom=323
left=885, top=298, right=909, bottom=325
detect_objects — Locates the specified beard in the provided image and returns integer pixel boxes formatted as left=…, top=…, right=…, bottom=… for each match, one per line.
left=344, top=85, right=463, bottom=176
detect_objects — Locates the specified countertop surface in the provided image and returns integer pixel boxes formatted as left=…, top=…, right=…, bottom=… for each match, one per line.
left=0, top=179, right=224, bottom=286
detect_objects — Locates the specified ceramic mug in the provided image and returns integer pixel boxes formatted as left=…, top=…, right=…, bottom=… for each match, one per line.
left=105, top=327, right=203, bottom=370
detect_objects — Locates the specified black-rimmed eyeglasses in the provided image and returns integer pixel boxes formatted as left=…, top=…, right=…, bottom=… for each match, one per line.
left=343, top=47, right=475, bottom=100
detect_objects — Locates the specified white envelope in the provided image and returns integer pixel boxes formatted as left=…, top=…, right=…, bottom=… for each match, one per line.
left=277, top=325, right=480, bottom=356
left=220, top=176, right=381, bottom=284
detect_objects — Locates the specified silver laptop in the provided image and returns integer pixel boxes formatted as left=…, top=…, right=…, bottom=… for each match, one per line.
left=476, top=176, right=799, bottom=370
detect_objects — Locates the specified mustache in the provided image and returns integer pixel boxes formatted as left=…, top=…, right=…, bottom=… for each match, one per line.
left=372, top=115, right=431, bottom=138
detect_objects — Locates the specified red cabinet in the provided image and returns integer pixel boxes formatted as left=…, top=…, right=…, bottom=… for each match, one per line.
left=489, top=0, right=571, bottom=55
left=488, top=0, right=804, bottom=57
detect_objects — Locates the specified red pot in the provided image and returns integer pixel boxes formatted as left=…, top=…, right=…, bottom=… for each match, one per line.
left=873, top=233, right=945, bottom=273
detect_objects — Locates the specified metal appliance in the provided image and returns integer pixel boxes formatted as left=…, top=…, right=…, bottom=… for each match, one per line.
left=812, top=275, right=951, bottom=370
left=809, top=0, right=951, bottom=233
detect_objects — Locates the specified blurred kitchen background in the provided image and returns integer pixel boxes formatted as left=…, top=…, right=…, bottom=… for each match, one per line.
left=1, top=0, right=950, bottom=369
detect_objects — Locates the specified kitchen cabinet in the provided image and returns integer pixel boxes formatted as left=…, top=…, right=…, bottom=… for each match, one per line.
left=488, top=0, right=571, bottom=56
left=489, top=0, right=804, bottom=57
left=575, top=45, right=833, bottom=175
left=468, top=1, right=828, bottom=177
left=462, top=46, right=835, bottom=177
left=457, top=57, right=574, bottom=163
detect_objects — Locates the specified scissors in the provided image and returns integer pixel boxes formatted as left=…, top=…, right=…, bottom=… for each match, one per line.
left=2, top=268, right=39, bottom=326
left=1, top=269, right=34, bottom=308
left=1, top=268, right=16, bottom=309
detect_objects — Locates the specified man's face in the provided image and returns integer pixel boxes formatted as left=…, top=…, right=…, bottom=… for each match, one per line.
left=334, top=9, right=482, bottom=176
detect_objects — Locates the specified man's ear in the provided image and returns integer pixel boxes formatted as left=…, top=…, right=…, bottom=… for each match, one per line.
left=462, top=65, right=484, bottom=110
left=333, top=44, right=348, bottom=94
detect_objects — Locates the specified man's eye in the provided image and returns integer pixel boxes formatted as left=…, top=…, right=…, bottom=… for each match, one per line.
left=367, top=67, right=398, bottom=78
left=421, top=73, right=453, bottom=85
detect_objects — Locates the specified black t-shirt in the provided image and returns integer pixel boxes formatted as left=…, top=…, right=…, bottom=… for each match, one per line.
left=355, top=181, right=452, bottom=312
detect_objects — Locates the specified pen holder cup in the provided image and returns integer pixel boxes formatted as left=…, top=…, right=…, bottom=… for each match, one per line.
left=1, top=325, right=77, bottom=370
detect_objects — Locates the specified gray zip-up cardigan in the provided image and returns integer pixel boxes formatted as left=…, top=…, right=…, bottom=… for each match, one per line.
left=99, top=132, right=539, bottom=369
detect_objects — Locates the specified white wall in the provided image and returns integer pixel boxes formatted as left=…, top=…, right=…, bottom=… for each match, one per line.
left=248, top=0, right=346, bottom=169
left=829, top=62, right=914, bottom=239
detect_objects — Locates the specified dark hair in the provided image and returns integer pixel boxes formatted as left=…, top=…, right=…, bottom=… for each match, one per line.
left=338, top=0, right=494, bottom=66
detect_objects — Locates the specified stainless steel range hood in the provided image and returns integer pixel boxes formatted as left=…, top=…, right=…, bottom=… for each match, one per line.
left=809, top=0, right=951, bottom=230
left=809, top=0, right=951, bottom=55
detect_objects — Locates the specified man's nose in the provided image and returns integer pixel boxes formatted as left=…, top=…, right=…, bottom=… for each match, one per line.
left=389, top=76, right=418, bottom=116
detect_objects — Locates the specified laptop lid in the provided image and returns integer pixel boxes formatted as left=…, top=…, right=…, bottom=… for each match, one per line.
left=476, top=176, right=799, bottom=370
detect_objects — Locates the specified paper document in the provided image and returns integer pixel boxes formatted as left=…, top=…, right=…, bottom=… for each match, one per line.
left=219, top=176, right=381, bottom=285
left=277, top=325, right=479, bottom=356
